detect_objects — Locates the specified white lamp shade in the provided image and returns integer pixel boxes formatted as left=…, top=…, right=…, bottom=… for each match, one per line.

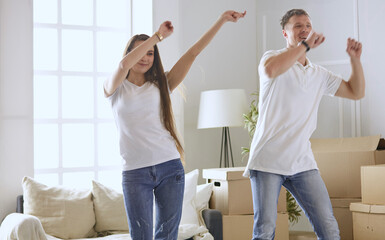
left=197, top=89, right=248, bottom=129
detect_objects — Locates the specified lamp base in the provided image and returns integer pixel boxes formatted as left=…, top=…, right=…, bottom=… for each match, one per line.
left=220, top=127, right=234, bottom=168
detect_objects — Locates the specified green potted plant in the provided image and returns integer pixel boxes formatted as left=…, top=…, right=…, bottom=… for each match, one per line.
left=242, top=93, right=302, bottom=224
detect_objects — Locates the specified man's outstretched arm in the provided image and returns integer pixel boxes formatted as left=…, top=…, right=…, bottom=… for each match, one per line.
left=335, top=38, right=365, bottom=100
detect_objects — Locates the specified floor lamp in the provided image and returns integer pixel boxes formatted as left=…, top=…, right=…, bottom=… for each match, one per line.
left=197, top=89, right=248, bottom=168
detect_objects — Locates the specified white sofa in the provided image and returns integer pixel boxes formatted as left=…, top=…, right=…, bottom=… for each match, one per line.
left=0, top=170, right=222, bottom=240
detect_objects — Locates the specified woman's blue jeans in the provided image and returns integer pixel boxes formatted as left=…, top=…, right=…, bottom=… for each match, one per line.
left=122, top=159, right=185, bottom=240
left=249, top=169, right=340, bottom=240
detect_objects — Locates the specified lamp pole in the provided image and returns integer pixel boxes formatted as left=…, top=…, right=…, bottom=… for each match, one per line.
left=219, top=126, right=234, bottom=167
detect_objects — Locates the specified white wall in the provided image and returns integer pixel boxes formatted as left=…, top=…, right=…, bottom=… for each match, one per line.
left=182, top=0, right=257, bottom=177
left=153, top=0, right=258, bottom=179
left=359, top=0, right=385, bottom=137
left=152, top=0, right=185, bottom=144
left=0, top=0, right=34, bottom=222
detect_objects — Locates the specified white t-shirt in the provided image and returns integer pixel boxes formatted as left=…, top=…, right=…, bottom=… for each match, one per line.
left=108, top=79, right=180, bottom=171
left=244, top=49, right=343, bottom=177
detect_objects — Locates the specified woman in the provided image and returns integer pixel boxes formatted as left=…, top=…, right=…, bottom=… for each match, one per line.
left=104, top=10, right=246, bottom=240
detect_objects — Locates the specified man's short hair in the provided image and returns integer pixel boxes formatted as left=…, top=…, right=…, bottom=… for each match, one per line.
left=280, top=9, right=310, bottom=29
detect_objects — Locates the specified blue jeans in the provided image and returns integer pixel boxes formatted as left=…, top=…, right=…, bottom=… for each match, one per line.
left=249, top=169, right=340, bottom=240
left=122, top=159, right=185, bottom=240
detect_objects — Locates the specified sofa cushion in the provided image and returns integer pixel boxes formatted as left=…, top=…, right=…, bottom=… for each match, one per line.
left=180, top=169, right=200, bottom=227
left=195, top=183, right=213, bottom=212
left=92, top=180, right=129, bottom=232
left=178, top=170, right=215, bottom=240
left=22, top=176, right=96, bottom=239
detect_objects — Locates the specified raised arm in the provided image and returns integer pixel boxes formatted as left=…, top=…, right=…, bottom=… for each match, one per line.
left=167, top=10, right=246, bottom=91
left=104, top=21, right=173, bottom=97
left=264, top=31, right=325, bottom=79
left=335, top=38, right=365, bottom=100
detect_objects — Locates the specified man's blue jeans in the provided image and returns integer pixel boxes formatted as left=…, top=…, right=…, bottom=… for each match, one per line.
left=249, top=169, right=340, bottom=240
left=122, top=159, right=185, bottom=240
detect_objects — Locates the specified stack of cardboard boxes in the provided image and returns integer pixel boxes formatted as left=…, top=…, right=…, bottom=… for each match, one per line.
left=202, top=167, right=289, bottom=240
left=349, top=164, right=385, bottom=239
left=311, top=135, right=385, bottom=240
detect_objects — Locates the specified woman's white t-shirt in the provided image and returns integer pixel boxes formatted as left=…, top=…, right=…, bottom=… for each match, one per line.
left=108, top=79, right=180, bottom=171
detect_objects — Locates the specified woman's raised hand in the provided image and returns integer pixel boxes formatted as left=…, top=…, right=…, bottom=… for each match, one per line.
left=220, top=10, right=246, bottom=23
left=158, top=21, right=174, bottom=40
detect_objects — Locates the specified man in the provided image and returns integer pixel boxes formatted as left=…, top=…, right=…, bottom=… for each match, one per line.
left=244, top=9, right=364, bottom=240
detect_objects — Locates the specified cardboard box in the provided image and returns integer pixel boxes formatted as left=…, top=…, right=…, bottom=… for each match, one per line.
left=202, top=167, right=286, bottom=215
left=311, top=135, right=385, bottom=198
left=361, top=164, right=385, bottom=205
left=277, top=187, right=287, bottom=213
left=350, top=202, right=385, bottom=240
left=223, top=212, right=289, bottom=240
left=289, top=231, right=317, bottom=240
left=331, top=198, right=361, bottom=240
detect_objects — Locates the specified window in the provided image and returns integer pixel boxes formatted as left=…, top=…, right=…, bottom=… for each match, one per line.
left=33, top=0, right=152, bottom=191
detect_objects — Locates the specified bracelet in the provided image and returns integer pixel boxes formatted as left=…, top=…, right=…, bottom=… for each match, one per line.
left=155, top=31, right=164, bottom=42
left=301, top=40, right=310, bottom=52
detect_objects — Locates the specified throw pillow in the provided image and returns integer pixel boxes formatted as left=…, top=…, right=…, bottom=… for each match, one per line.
left=195, top=183, right=213, bottom=211
left=92, top=180, right=129, bottom=232
left=179, top=169, right=200, bottom=227
left=0, top=213, right=47, bottom=240
left=22, top=176, right=96, bottom=239
left=178, top=170, right=214, bottom=240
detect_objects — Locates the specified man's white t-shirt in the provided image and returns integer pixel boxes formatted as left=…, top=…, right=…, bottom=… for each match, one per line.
left=108, top=79, right=180, bottom=171
left=244, top=49, right=343, bottom=177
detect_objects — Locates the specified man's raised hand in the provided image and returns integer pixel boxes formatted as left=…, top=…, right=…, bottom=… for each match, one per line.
left=305, top=31, right=325, bottom=49
left=346, top=38, right=362, bottom=59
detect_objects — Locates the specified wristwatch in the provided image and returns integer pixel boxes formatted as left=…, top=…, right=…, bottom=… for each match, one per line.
left=301, top=40, right=310, bottom=52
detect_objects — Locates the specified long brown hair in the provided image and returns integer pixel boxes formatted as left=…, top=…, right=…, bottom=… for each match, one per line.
left=123, top=34, right=184, bottom=162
